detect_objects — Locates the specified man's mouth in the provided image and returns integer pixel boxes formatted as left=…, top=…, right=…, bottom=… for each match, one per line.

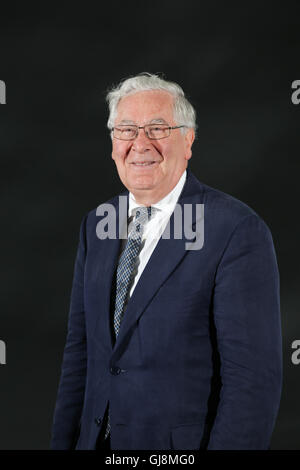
left=131, top=161, right=157, bottom=166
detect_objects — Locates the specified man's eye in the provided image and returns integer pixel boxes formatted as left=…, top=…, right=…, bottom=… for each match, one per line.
left=150, top=126, right=165, bottom=132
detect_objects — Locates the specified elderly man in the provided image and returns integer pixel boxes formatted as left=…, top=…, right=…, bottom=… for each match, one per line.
left=50, top=73, right=282, bottom=450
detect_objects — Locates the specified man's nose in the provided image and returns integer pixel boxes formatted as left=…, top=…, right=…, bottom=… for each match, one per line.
left=132, top=128, right=152, bottom=152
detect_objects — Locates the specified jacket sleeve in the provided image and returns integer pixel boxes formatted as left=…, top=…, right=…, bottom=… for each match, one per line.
left=207, top=214, right=282, bottom=449
left=50, top=215, right=88, bottom=450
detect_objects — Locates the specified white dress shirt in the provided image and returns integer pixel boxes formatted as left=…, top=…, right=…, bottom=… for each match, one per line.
left=118, top=170, right=187, bottom=303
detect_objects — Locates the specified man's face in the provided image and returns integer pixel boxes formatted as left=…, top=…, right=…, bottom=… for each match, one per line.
left=111, top=90, right=194, bottom=203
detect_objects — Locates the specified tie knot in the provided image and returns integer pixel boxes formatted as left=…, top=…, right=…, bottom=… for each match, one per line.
left=135, top=206, right=154, bottom=222
left=129, top=206, right=156, bottom=239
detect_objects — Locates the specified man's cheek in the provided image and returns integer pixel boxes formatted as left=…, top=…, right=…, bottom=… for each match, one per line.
left=112, top=144, right=131, bottom=161
left=112, top=148, right=123, bottom=161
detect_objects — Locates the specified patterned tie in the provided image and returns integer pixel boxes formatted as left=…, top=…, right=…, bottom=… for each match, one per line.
left=104, top=206, right=154, bottom=440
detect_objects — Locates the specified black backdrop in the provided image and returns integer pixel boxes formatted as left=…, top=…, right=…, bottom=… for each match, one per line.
left=0, top=1, right=300, bottom=450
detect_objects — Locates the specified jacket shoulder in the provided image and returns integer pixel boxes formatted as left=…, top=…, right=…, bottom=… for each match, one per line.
left=187, top=171, right=273, bottom=239
left=80, top=189, right=128, bottom=241
left=188, top=171, right=261, bottom=219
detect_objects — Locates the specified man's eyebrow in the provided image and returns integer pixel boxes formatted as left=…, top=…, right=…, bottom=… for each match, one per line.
left=118, top=119, right=136, bottom=125
left=117, top=118, right=169, bottom=125
left=149, top=118, right=168, bottom=124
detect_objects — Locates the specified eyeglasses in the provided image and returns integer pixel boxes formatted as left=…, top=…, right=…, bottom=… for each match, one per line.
left=112, top=124, right=187, bottom=141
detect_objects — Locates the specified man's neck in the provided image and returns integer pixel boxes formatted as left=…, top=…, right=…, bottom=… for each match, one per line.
left=130, top=171, right=187, bottom=206
left=130, top=190, right=168, bottom=207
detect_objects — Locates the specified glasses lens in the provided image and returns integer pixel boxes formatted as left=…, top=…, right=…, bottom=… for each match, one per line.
left=146, top=125, right=170, bottom=139
left=114, top=125, right=137, bottom=140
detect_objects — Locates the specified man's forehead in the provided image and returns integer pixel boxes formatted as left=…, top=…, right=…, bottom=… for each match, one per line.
left=115, top=90, right=174, bottom=122
left=119, top=89, right=173, bottom=103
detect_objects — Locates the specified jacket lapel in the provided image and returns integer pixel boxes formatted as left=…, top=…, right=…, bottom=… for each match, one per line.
left=93, top=190, right=129, bottom=351
left=110, top=170, right=204, bottom=364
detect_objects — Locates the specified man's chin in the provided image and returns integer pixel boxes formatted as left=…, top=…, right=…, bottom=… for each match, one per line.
left=127, top=177, right=157, bottom=192
left=129, top=183, right=154, bottom=192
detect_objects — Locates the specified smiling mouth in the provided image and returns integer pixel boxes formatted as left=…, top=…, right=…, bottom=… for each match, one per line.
left=131, top=161, right=157, bottom=166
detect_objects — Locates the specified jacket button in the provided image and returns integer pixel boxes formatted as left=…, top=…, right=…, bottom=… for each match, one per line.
left=110, top=366, right=121, bottom=375
left=94, top=417, right=102, bottom=426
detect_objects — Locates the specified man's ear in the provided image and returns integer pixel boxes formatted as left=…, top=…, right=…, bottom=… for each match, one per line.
left=185, top=128, right=195, bottom=160
left=111, top=132, right=115, bottom=160
left=111, top=142, right=116, bottom=161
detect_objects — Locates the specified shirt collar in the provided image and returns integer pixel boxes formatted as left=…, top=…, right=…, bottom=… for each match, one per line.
left=128, top=170, right=187, bottom=218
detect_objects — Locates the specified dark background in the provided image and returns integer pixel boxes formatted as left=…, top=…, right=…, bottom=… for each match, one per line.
left=0, top=1, right=299, bottom=449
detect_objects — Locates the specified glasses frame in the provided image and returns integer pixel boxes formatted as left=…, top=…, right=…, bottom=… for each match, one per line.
left=112, top=124, right=187, bottom=141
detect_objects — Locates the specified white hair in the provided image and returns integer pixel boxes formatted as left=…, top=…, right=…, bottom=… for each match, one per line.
left=106, top=72, right=197, bottom=135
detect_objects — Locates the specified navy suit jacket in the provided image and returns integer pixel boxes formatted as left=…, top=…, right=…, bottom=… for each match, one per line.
left=50, top=169, right=282, bottom=450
